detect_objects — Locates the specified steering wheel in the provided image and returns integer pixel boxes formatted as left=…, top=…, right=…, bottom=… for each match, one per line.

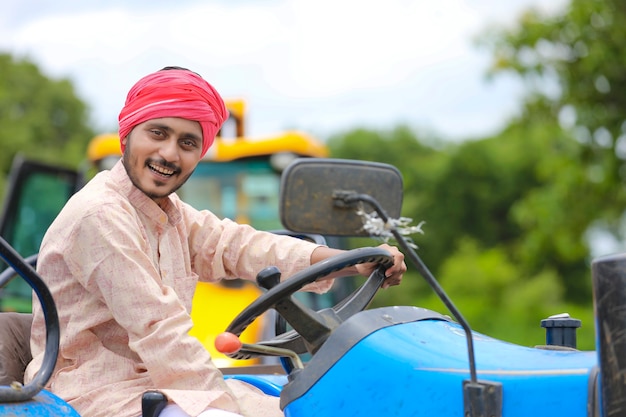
left=223, top=247, right=393, bottom=362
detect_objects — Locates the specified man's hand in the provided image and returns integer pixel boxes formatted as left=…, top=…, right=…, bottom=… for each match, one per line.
left=355, top=243, right=406, bottom=289
left=310, top=244, right=407, bottom=288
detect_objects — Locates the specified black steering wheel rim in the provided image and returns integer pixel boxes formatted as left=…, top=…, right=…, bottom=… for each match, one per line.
left=224, top=247, right=393, bottom=360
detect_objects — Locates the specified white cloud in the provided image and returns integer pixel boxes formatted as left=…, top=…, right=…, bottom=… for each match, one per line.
left=0, top=0, right=568, bottom=139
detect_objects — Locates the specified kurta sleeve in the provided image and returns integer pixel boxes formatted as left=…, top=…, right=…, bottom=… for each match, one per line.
left=183, top=206, right=333, bottom=293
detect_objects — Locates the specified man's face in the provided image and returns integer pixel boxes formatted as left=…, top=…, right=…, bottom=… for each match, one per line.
left=121, top=117, right=203, bottom=207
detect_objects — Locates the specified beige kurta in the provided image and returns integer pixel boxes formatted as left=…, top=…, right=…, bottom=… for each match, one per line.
left=25, top=160, right=328, bottom=417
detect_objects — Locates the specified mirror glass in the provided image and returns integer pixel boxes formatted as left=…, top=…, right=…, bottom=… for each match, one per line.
left=280, top=158, right=403, bottom=237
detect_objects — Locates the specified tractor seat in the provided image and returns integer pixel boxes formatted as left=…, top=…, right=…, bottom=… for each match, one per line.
left=0, top=312, right=167, bottom=417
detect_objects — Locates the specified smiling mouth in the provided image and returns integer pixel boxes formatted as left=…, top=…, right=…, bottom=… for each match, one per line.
left=148, top=162, right=177, bottom=177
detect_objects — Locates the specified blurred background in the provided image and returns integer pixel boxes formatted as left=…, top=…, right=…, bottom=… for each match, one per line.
left=2, top=0, right=624, bottom=350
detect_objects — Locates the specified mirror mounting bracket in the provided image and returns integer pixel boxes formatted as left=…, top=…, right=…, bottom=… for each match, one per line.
left=331, top=190, right=359, bottom=208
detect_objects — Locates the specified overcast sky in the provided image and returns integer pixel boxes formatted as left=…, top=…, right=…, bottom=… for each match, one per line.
left=2, top=0, right=568, bottom=142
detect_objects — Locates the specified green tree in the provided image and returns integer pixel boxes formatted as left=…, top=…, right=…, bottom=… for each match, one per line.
left=0, top=53, right=94, bottom=197
left=479, top=0, right=626, bottom=255
left=328, top=121, right=596, bottom=348
left=427, top=105, right=593, bottom=301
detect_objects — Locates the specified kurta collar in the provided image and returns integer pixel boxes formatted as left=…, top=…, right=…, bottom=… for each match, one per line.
left=109, top=159, right=182, bottom=227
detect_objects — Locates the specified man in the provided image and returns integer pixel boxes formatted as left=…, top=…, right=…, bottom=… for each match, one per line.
left=25, top=67, right=406, bottom=417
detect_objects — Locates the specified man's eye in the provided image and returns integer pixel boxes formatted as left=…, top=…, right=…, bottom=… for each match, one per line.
left=181, top=140, right=197, bottom=148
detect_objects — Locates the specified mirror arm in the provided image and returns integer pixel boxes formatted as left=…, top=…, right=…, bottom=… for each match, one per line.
left=333, top=191, right=479, bottom=384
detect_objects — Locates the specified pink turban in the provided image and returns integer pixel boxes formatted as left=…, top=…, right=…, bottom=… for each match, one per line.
left=118, top=68, right=228, bottom=157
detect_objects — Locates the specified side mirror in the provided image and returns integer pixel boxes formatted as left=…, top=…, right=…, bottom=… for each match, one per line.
left=279, top=158, right=403, bottom=237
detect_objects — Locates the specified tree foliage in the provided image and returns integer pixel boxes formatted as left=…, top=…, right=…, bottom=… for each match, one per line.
left=479, top=0, right=626, bottom=244
left=0, top=53, right=94, bottom=197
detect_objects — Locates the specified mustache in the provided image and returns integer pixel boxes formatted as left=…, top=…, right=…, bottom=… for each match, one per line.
left=145, top=158, right=181, bottom=174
